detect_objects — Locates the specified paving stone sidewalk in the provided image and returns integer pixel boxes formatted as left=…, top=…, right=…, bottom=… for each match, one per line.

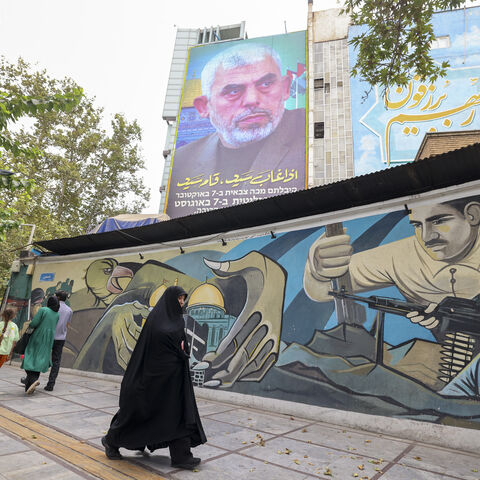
left=0, top=364, right=479, bottom=480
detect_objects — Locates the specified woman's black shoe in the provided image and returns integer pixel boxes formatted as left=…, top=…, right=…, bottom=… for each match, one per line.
left=171, top=457, right=201, bottom=470
left=101, top=436, right=123, bottom=460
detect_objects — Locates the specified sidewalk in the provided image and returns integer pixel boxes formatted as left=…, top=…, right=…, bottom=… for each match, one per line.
left=0, top=364, right=479, bottom=480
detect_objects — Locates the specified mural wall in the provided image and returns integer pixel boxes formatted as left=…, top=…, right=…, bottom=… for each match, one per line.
left=350, top=6, right=480, bottom=174
left=23, top=192, right=480, bottom=429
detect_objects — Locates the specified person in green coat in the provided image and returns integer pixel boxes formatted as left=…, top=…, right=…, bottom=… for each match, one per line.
left=22, top=296, right=59, bottom=394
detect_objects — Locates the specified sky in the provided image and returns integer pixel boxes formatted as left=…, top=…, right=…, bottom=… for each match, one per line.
left=0, top=0, right=339, bottom=215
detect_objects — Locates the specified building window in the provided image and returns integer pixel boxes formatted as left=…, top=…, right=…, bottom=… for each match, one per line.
left=314, top=122, right=324, bottom=139
left=314, top=78, right=330, bottom=93
left=431, top=35, right=450, bottom=49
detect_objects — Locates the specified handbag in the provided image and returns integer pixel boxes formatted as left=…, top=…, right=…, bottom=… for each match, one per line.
left=12, top=327, right=34, bottom=355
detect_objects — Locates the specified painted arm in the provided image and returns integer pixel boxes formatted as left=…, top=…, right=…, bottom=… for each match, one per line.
left=197, top=251, right=287, bottom=388
left=304, top=232, right=398, bottom=302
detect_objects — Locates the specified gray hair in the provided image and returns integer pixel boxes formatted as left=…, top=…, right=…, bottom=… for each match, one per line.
left=201, top=43, right=283, bottom=99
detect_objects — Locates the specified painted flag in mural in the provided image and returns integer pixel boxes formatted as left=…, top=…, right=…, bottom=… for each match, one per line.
left=184, top=314, right=208, bottom=360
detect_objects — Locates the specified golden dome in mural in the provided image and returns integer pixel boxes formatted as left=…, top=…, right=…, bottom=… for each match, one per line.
left=188, top=283, right=225, bottom=310
left=149, top=284, right=167, bottom=307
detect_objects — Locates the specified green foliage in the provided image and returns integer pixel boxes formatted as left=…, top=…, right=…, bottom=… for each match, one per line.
left=0, top=71, right=81, bottom=246
left=0, top=57, right=150, bottom=289
left=0, top=88, right=81, bottom=158
left=0, top=174, right=34, bottom=241
left=343, top=0, right=466, bottom=98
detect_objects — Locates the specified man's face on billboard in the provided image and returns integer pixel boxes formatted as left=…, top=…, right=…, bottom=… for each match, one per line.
left=194, top=56, right=292, bottom=148
left=409, top=203, right=480, bottom=261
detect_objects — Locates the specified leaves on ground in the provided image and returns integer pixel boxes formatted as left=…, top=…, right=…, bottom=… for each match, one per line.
left=254, top=433, right=265, bottom=446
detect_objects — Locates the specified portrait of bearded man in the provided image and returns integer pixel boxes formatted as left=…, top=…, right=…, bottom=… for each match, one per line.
left=166, top=40, right=306, bottom=216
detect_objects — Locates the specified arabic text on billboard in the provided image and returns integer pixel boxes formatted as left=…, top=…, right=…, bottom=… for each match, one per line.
left=349, top=7, right=480, bottom=175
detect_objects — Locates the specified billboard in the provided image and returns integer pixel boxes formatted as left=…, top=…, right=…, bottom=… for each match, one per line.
left=165, top=31, right=307, bottom=217
left=349, top=7, right=480, bottom=175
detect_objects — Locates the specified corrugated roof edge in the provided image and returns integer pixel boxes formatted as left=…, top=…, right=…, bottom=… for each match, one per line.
left=35, top=142, right=480, bottom=255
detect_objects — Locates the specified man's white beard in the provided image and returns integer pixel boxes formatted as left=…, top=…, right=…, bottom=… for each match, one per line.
left=210, top=105, right=285, bottom=148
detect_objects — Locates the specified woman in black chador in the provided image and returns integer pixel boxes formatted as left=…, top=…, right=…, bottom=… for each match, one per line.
left=102, top=285, right=206, bottom=469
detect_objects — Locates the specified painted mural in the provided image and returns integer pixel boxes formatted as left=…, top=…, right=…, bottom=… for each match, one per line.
left=350, top=6, right=480, bottom=174
left=23, top=193, right=480, bottom=429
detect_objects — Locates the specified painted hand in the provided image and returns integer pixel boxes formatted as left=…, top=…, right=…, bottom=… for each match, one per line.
left=111, top=301, right=151, bottom=369
left=406, top=303, right=439, bottom=329
left=303, top=230, right=354, bottom=302
left=307, top=231, right=353, bottom=281
left=195, top=251, right=286, bottom=388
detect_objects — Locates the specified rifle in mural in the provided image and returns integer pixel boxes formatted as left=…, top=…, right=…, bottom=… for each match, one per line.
left=329, top=288, right=480, bottom=382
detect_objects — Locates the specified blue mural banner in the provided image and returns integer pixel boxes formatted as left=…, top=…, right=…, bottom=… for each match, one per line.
left=350, top=7, right=480, bottom=174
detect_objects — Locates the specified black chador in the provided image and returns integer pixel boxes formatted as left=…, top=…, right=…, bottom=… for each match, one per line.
left=103, top=286, right=206, bottom=464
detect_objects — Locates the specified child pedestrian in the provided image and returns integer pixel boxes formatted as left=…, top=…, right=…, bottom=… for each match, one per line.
left=0, top=309, right=19, bottom=368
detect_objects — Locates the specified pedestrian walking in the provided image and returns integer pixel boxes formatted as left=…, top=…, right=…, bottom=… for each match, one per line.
left=0, top=309, right=19, bottom=368
left=44, top=290, right=72, bottom=391
left=102, top=286, right=206, bottom=469
left=22, top=296, right=59, bottom=394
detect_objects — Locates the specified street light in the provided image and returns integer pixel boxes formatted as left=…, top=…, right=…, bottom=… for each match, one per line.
left=0, top=169, right=13, bottom=176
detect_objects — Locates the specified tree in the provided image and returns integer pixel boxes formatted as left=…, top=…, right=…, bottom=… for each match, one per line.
left=0, top=172, right=33, bottom=241
left=0, top=81, right=81, bottom=241
left=0, top=57, right=150, bottom=288
left=343, top=0, right=466, bottom=97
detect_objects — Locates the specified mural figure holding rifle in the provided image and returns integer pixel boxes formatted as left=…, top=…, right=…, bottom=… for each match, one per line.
left=304, top=196, right=480, bottom=396
left=304, top=196, right=480, bottom=330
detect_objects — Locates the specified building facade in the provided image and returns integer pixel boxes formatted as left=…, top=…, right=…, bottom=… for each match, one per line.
left=159, top=23, right=247, bottom=213
left=159, top=4, right=480, bottom=214
left=308, top=4, right=354, bottom=187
